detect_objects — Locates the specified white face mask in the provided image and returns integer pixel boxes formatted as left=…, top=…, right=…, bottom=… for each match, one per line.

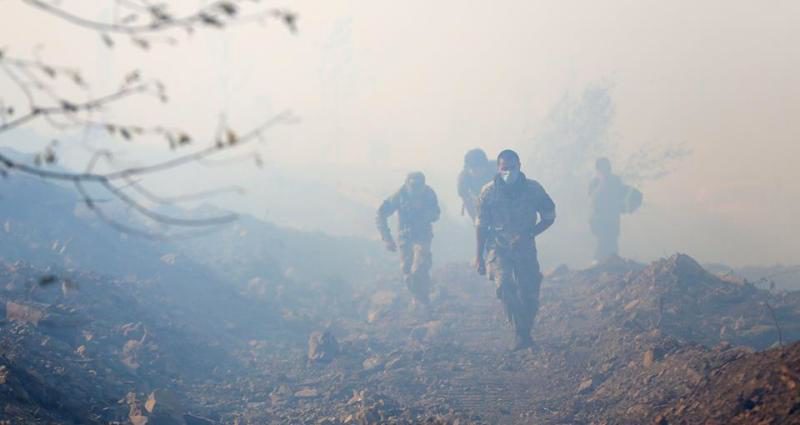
left=500, top=169, right=520, bottom=184
left=406, top=182, right=424, bottom=193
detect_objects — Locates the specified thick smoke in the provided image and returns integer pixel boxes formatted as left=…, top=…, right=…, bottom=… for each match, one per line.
left=523, top=83, right=688, bottom=268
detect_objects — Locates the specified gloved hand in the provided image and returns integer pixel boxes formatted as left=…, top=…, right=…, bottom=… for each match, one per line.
left=474, top=256, right=486, bottom=276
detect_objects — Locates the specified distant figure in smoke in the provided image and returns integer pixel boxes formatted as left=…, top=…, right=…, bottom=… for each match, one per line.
left=474, top=150, right=556, bottom=351
left=458, top=148, right=496, bottom=223
left=588, top=158, right=642, bottom=263
left=377, top=172, right=441, bottom=308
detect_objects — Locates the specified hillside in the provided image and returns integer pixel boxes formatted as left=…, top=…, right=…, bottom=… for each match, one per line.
left=1, top=177, right=799, bottom=424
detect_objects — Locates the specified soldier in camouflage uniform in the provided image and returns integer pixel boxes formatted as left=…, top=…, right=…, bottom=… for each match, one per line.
left=377, top=172, right=441, bottom=306
left=474, top=150, right=556, bottom=350
left=458, top=149, right=497, bottom=223
left=589, top=158, right=642, bottom=263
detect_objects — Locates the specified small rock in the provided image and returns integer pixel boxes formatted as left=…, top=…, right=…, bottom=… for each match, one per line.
left=294, top=388, right=320, bottom=398
left=367, top=290, right=397, bottom=323
left=6, top=301, right=44, bottom=325
left=643, top=349, right=655, bottom=368
left=653, top=414, right=669, bottom=425
left=183, top=414, right=216, bottom=425
left=577, top=378, right=594, bottom=394
left=270, top=384, right=294, bottom=406
left=410, top=320, right=444, bottom=343
left=362, top=355, right=384, bottom=371
left=308, top=330, right=339, bottom=363
left=145, top=389, right=186, bottom=425
left=623, top=299, right=641, bottom=312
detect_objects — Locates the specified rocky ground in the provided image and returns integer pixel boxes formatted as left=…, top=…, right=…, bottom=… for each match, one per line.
left=0, top=254, right=799, bottom=424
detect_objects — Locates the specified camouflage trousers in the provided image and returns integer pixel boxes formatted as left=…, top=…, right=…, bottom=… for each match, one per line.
left=590, top=214, right=620, bottom=262
left=487, top=248, right=542, bottom=339
left=399, top=240, right=433, bottom=304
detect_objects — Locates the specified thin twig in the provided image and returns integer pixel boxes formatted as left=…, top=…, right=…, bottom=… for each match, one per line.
left=763, top=301, right=784, bottom=347
left=23, top=0, right=294, bottom=35
left=121, top=175, right=244, bottom=205
left=0, top=83, right=148, bottom=133
left=0, top=110, right=293, bottom=183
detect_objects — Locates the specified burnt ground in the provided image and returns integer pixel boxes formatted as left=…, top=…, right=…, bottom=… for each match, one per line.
left=0, top=254, right=799, bottom=424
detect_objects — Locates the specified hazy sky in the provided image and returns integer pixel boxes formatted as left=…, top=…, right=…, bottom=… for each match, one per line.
left=1, top=0, right=799, bottom=266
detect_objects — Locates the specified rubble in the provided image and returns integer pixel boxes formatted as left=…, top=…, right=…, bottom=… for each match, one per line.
left=308, top=330, right=339, bottom=364
left=0, top=253, right=798, bottom=424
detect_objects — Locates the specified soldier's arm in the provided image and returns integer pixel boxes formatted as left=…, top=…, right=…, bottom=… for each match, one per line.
left=589, top=177, right=599, bottom=196
left=475, top=223, right=489, bottom=276
left=376, top=195, right=399, bottom=243
left=532, top=183, right=556, bottom=237
left=457, top=171, right=469, bottom=199
left=428, top=189, right=441, bottom=223
left=457, top=172, right=472, bottom=217
left=474, top=187, right=492, bottom=274
left=464, top=201, right=477, bottom=220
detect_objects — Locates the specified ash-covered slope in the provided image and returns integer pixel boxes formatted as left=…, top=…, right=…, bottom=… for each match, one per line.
left=0, top=261, right=239, bottom=424
left=1, top=194, right=800, bottom=425
left=192, top=254, right=800, bottom=424
left=551, top=253, right=800, bottom=349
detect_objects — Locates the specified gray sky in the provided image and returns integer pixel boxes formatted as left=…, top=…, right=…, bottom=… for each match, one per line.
left=1, top=0, right=799, bottom=266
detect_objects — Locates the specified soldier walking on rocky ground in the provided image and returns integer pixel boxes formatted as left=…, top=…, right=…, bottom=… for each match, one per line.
left=458, top=148, right=496, bottom=223
left=377, top=172, right=441, bottom=310
left=474, top=150, right=556, bottom=351
left=589, top=158, right=642, bottom=263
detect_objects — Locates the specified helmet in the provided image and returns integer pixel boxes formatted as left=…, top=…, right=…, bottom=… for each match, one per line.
left=464, top=149, right=489, bottom=167
left=405, top=171, right=426, bottom=186
left=596, top=157, right=612, bottom=175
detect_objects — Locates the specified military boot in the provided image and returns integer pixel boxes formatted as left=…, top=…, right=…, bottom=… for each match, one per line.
left=511, top=324, right=535, bottom=351
left=409, top=297, right=433, bottom=322
left=511, top=334, right=533, bottom=351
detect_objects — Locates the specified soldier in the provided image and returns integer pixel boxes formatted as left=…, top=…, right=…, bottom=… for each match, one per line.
left=588, top=158, right=642, bottom=263
left=377, top=172, right=441, bottom=308
left=474, top=150, right=556, bottom=351
left=458, top=149, right=496, bottom=223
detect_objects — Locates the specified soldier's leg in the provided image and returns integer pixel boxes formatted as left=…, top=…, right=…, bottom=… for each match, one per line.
left=409, top=242, right=432, bottom=304
left=489, top=251, right=523, bottom=331
left=593, top=216, right=619, bottom=261
left=609, top=215, right=621, bottom=257
left=515, top=254, right=543, bottom=338
left=399, top=241, right=414, bottom=291
left=590, top=216, right=605, bottom=262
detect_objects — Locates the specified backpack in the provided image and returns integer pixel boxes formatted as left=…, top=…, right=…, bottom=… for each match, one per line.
left=623, top=186, right=643, bottom=214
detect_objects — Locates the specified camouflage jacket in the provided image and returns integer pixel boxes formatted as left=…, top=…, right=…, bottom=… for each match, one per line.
left=588, top=174, right=627, bottom=219
left=476, top=173, right=556, bottom=252
left=376, top=185, right=440, bottom=243
left=457, top=161, right=496, bottom=219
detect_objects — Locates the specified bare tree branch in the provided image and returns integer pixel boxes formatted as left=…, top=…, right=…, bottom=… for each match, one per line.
left=99, top=179, right=237, bottom=226
left=0, top=79, right=149, bottom=133
left=0, top=111, right=290, bottom=181
left=73, top=178, right=227, bottom=240
left=22, top=0, right=298, bottom=37
left=121, top=176, right=245, bottom=205
left=72, top=151, right=238, bottom=236
left=0, top=111, right=291, bottom=230
left=764, top=301, right=784, bottom=347
left=1, top=2, right=300, bottom=237
left=102, top=111, right=293, bottom=179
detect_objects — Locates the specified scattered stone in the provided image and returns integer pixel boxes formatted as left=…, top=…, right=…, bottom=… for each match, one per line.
left=295, top=388, right=320, bottom=398
left=6, top=301, right=44, bottom=325
left=362, top=355, right=384, bottom=371
left=183, top=414, right=216, bottom=425
left=308, top=330, right=339, bottom=364
left=643, top=349, right=655, bottom=368
left=145, top=389, right=186, bottom=425
left=577, top=378, right=594, bottom=394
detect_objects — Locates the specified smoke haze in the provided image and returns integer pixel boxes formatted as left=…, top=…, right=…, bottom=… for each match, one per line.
left=1, top=0, right=799, bottom=266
